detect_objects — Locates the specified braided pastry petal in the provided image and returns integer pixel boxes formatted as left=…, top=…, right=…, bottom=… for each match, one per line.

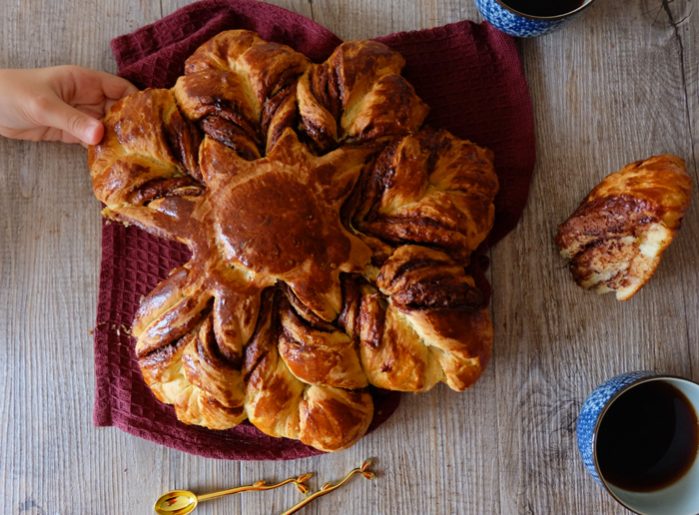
left=352, top=129, right=498, bottom=262
left=89, top=89, right=203, bottom=239
left=339, top=246, right=492, bottom=392
left=244, top=292, right=373, bottom=451
left=174, top=30, right=309, bottom=159
left=298, top=40, right=429, bottom=152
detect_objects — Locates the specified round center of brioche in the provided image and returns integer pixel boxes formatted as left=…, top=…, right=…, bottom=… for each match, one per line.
left=214, top=171, right=351, bottom=275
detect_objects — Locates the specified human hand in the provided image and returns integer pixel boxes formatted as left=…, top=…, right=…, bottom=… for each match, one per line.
left=0, top=65, right=137, bottom=145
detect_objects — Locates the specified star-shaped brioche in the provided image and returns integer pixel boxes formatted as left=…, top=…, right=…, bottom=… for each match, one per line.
left=88, top=30, right=499, bottom=451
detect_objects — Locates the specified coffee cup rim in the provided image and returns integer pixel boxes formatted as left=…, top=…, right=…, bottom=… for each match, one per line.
left=493, top=0, right=596, bottom=20
left=591, top=374, right=699, bottom=515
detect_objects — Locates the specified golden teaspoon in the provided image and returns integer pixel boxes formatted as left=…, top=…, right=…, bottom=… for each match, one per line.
left=153, top=473, right=313, bottom=515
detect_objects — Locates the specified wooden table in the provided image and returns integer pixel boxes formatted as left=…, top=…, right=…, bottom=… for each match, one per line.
left=1, top=1, right=696, bottom=513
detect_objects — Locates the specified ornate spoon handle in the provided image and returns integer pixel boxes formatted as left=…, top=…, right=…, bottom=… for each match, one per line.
left=281, top=460, right=376, bottom=515
left=197, top=473, right=313, bottom=502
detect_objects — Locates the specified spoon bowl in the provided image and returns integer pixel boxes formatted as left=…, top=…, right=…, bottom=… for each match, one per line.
left=154, top=490, right=198, bottom=515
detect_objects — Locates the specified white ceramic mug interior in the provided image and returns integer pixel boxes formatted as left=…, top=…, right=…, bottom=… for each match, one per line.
left=594, top=377, right=699, bottom=515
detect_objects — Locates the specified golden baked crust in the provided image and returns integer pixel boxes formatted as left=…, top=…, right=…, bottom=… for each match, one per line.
left=88, top=30, right=498, bottom=451
left=556, top=155, right=691, bottom=301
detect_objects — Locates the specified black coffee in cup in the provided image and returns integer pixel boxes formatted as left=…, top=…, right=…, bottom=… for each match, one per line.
left=595, top=381, right=699, bottom=492
left=501, top=0, right=585, bottom=17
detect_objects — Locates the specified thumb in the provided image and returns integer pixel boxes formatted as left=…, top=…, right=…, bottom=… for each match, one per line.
left=33, top=96, right=104, bottom=145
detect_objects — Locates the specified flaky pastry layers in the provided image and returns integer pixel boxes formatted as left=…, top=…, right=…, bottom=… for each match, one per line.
left=88, top=30, right=499, bottom=451
left=556, top=155, right=691, bottom=301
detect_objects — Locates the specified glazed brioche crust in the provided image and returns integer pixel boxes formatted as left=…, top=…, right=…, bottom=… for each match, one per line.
left=556, top=154, right=692, bottom=300
left=88, top=30, right=498, bottom=451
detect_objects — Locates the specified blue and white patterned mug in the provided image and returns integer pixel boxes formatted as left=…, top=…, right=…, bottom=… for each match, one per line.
left=577, top=372, right=699, bottom=514
left=474, top=0, right=596, bottom=38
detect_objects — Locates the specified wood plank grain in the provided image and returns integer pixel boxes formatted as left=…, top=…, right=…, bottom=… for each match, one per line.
left=669, top=0, right=699, bottom=387
left=281, top=0, right=472, bottom=39
left=490, top=0, right=699, bottom=513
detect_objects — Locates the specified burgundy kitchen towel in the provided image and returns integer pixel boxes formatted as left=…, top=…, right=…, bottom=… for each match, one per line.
left=94, top=0, right=535, bottom=460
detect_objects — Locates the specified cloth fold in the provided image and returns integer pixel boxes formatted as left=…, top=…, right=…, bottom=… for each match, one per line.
left=94, top=0, right=535, bottom=460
